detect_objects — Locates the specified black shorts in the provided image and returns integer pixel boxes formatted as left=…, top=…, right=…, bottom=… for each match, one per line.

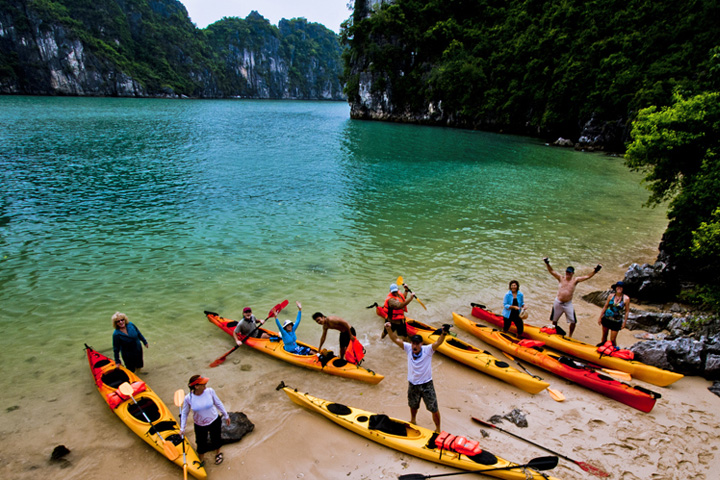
left=601, top=316, right=623, bottom=332
left=388, top=320, right=407, bottom=338
left=339, top=327, right=357, bottom=350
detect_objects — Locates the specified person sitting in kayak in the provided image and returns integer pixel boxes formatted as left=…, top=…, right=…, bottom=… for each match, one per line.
left=312, top=312, right=356, bottom=360
left=275, top=301, right=311, bottom=355
left=381, top=283, right=415, bottom=341
left=385, top=322, right=449, bottom=432
left=233, top=306, right=271, bottom=345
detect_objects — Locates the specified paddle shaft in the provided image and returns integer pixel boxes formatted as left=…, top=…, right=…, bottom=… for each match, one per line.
left=398, top=455, right=558, bottom=480
left=471, top=417, right=608, bottom=477
left=174, top=390, right=188, bottom=480
left=397, top=276, right=427, bottom=310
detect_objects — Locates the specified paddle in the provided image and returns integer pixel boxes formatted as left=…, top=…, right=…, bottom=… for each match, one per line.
left=471, top=417, right=609, bottom=478
left=501, top=351, right=565, bottom=401
left=173, top=389, right=188, bottom=480
left=397, top=276, right=427, bottom=310
left=397, top=455, right=558, bottom=480
left=117, top=382, right=179, bottom=461
left=209, top=300, right=289, bottom=367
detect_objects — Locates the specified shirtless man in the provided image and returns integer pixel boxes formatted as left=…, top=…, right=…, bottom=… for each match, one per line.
left=544, top=257, right=602, bottom=337
left=312, top=312, right=356, bottom=360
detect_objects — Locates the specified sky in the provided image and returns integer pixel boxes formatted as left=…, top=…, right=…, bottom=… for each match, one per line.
left=178, top=1, right=353, bottom=33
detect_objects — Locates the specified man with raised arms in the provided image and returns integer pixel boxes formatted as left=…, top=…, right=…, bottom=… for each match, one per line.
left=544, top=257, right=602, bottom=338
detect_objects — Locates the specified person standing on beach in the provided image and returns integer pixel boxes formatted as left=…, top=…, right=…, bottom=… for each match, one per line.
left=111, top=312, right=149, bottom=373
left=180, top=375, right=231, bottom=467
left=385, top=322, right=449, bottom=432
left=381, top=283, right=415, bottom=340
left=598, top=281, right=631, bottom=346
left=502, top=280, right=526, bottom=336
left=543, top=257, right=602, bottom=337
left=312, top=312, right=356, bottom=360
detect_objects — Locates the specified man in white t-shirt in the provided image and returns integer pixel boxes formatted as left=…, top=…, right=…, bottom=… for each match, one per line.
left=384, top=322, right=449, bottom=431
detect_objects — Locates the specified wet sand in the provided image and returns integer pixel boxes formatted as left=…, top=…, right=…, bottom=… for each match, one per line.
left=2, top=258, right=719, bottom=480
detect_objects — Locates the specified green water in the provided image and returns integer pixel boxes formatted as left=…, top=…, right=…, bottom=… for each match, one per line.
left=0, top=97, right=668, bottom=477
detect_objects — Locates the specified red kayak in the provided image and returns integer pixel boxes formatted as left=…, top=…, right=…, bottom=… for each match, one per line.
left=470, top=303, right=683, bottom=387
left=453, top=313, right=661, bottom=412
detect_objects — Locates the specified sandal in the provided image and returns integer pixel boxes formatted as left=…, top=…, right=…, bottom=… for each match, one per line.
left=215, top=453, right=224, bottom=465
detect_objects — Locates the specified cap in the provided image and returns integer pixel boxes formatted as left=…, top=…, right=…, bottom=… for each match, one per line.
left=389, top=283, right=399, bottom=293
left=243, top=307, right=252, bottom=313
left=613, top=281, right=625, bottom=289
left=566, top=266, right=575, bottom=273
left=410, top=334, right=423, bottom=344
left=282, top=319, right=293, bottom=328
left=188, top=375, right=209, bottom=387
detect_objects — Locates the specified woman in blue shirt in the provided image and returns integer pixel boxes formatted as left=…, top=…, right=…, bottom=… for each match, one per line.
left=112, top=312, right=149, bottom=372
left=501, top=280, right=525, bottom=336
left=275, top=301, right=309, bottom=354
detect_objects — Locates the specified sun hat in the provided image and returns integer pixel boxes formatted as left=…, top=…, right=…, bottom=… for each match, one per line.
left=613, top=281, right=625, bottom=289
left=188, top=375, right=209, bottom=387
left=282, top=319, right=293, bottom=328
left=389, top=283, right=399, bottom=293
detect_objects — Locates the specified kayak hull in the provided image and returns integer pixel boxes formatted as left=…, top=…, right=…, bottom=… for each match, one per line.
left=282, top=386, right=562, bottom=480
left=453, top=313, right=660, bottom=413
left=471, top=305, right=683, bottom=387
left=85, top=345, right=207, bottom=479
left=205, top=311, right=384, bottom=384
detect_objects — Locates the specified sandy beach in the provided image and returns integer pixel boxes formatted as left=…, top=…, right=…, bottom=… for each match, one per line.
left=2, top=258, right=718, bottom=480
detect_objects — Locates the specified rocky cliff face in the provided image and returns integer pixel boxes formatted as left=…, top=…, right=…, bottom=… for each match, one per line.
left=0, top=1, right=345, bottom=100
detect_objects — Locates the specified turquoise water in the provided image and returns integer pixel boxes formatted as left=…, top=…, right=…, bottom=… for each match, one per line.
left=0, top=97, right=667, bottom=378
left=0, top=97, right=669, bottom=477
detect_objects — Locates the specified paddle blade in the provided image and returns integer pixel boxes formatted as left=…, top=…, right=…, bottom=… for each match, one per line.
left=527, top=456, right=559, bottom=471
left=173, top=389, right=185, bottom=408
left=603, top=369, right=632, bottom=382
left=397, top=276, right=403, bottom=286
left=162, top=439, right=180, bottom=460
left=576, top=461, right=610, bottom=478
left=209, top=355, right=228, bottom=368
left=548, top=388, right=565, bottom=402
left=267, top=299, right=290, bottom=319
left=118, top=381, right=134, bottom=397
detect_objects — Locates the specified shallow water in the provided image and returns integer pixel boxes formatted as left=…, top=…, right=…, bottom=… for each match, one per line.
left=0, top=97, right=669, bottom=478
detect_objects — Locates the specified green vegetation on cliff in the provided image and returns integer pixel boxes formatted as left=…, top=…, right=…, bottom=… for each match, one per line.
left=0, top=0, right=344, bottom=98
left=343, top=0, right=720, bottom=146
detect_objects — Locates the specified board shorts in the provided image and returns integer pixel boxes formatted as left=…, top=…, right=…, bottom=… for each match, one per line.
left=552, top=298, right=577, bottom=324
left=388, top=320, right=408, bottom=338
left=408, top=380, right=438, bottom=412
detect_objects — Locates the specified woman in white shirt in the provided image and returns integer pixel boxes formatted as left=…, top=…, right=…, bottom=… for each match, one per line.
left=180, top=375, right=230, bottom=466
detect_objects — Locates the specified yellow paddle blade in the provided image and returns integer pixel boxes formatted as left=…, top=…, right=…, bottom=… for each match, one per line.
left=548, top=388, right=565, bottom=402
left=397, top=275, right=403, bottom=286
left=162, top=439, right=180, bottom=460
left=173, top=389, right=185, bottom=408
left=603, top=369, right=632, bottom=382
left=117, top=381, right=134, bottom=397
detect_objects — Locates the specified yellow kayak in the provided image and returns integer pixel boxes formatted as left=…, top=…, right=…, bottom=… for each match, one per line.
left=85, top=345, right=207, bottom=479
left=405, top=317, right=549, bottom=394
left=281, top=384, right=562, bottom=480
left=471, top=304, right=683, bottom=387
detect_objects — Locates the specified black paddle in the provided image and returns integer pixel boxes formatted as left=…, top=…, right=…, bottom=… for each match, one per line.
left=472, top=417, right=609, bottom=477
left=208, top=300, right=289, bottom=367
left=398, top=455, right=558, bottom=480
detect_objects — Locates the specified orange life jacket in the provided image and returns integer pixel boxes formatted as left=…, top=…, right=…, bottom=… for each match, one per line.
left=435, top=431, right=482, bottom=457
left=384, top=292, right=407, bottom=322
left=345, top=337, right=365, bottom=365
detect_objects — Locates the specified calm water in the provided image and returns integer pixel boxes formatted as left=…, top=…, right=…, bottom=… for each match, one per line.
left=0, top=97, right=668, bottom=477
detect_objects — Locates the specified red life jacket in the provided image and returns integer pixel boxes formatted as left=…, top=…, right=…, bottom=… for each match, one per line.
left=345, top=337, right=365, bottom=365
left=435, top=431, right=482, bottom=457
left=519, top=339, right=546, bottom=348
left=384, top=292, right=407, bottom=322
left=106, top=381, right=146, bottom=409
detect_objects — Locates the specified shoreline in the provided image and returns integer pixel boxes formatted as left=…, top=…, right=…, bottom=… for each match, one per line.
left=3, top=253, right=719, bottom=480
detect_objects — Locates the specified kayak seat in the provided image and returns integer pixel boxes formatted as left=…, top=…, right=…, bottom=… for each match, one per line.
left=327, top=403, right=352, bottom=416
left=128, top=397, right=161, bottom=423
left=165, top=433, right=183, bottom=446
left=558, top=356, right=581, bottom=369
left=493, top=360, right=510, bottom=368
left=101, top=369, right=130, bottom=388
left=227, top=321, right=238, bottom=328
left=467, top=450, right=500, bottom=465
left=149, top=420, right=178, bottom=434
left=93, top=359, right=111, bottom=369
left=368, top=414, right=408, bottom=436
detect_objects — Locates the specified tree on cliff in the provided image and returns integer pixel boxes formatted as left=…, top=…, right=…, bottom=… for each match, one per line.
left=625, top=90, right=720, bottom=309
